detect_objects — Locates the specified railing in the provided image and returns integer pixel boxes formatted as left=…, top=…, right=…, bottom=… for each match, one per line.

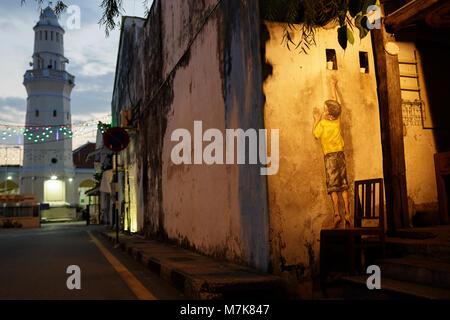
left=25, top=70, right=44, bottom=77
left=24, top=69, right=75, bottom=84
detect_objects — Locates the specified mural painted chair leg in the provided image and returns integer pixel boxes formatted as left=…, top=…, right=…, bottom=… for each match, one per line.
left=320, top=232, right=329, bottom=298
left=347, top=234, right=357, bottom=275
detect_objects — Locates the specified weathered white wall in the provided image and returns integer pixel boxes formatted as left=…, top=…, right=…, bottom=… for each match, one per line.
left=162, top=16, right=245, bottom=262
left=126, top=0, right=270, bottom=271
left=160, top=0, right=269, bottom=270
left=161, top=0, right=219, bottom=79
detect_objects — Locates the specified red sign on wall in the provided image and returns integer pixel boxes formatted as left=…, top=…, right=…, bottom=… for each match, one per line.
left=103, top=127, right=130, bottom=152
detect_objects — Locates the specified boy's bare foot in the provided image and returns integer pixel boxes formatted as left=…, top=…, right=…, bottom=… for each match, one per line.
left=333, top=214, right=341, bottom=229
left=344, top=215, right=351, bottom=228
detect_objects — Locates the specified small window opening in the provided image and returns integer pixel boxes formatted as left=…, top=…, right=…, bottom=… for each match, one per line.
left=39, top=31, right=42, bottom=40
left=35, top=110, right=39, bottom=117
left=53, top=110, right=57, bottom=117
left=359, top=52, right=369, bottom=73
left=326, top=49, right=338, bottom=70
left=51, top=31, right=54, bottom=41
left=45, top=31, right=48, bottom=40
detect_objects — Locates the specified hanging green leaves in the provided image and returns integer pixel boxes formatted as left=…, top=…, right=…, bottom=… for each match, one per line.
left=347, top=27, right=355, bottom=45
left=338, top=25, right=348, bottom=50
left=261, top=0, right=379, bottom=53
left=337, top=8, right=347, bottom=26
left=356, top=15, right=370, bottom=39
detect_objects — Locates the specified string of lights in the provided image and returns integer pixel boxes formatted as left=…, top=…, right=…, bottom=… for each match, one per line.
left=0, top=115, right=111, bottom=144
left=0, top=114, right=111, bottom=130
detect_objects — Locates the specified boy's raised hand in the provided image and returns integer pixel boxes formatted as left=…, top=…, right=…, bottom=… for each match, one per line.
left=330, top=77, right=339, bottom=102
left=313, top=107, right=321, bottom=121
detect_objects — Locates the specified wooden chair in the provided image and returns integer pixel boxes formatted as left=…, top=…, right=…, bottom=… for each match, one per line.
left=320, top=178, right=386, bottom=295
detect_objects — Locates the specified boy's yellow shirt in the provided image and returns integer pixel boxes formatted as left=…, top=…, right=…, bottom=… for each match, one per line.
left=314, top=118, right=344, bottom=155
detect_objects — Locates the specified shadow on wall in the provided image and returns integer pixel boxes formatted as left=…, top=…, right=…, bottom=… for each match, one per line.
left=416, top=40, right=450, bottom=152
left=219, top=0, right=270, bottom=272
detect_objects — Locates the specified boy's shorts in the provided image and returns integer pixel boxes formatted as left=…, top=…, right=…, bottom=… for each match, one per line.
left=324, top=151, right=349, bottom=194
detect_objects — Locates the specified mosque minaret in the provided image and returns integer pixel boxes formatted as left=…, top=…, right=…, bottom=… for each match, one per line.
left=21, top=6, right=75, bottom=205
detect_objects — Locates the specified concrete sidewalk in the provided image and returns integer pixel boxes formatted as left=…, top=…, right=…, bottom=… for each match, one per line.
left=99, top=230, right=286, bottom=300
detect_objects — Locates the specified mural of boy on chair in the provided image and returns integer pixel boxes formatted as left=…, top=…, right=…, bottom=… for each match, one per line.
left=313, top=79, right=351, bottom=229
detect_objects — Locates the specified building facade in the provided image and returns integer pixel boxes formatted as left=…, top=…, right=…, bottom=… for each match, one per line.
left=110, top=0, right=449, bottom=298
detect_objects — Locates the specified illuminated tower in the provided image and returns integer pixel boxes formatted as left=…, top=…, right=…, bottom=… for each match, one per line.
left=21, top=6, right=75, bottom=204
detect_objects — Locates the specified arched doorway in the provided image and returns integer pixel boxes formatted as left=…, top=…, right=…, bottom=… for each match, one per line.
left=0, top=180, right=19, bottom=195
left=78, top=179, right=95, bottom=206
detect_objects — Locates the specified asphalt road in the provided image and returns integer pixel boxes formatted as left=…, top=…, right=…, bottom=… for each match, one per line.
left=0, top=222, right=185, bottom=300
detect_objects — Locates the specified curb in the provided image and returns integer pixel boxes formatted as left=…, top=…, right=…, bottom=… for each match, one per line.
left=99, top=231, right=286, bottom=300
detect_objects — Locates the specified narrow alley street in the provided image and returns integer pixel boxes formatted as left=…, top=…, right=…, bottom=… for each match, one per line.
left=0, top=222, right=184, bottom=300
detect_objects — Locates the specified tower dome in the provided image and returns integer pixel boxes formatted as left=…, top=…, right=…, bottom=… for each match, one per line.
left=35, top=6, right=62, bottom=29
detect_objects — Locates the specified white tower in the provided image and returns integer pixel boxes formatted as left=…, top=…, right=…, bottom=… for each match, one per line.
left=21, top=6, right=75, bottom=205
